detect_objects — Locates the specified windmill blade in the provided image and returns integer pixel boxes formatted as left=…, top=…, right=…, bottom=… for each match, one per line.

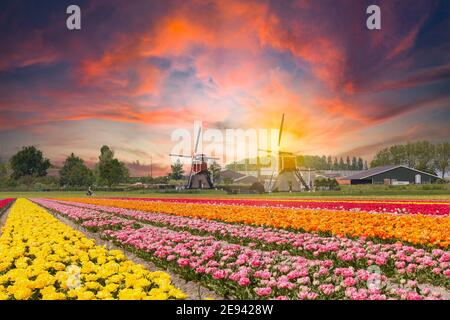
left=194, top=126, right=202, bottom=153
left=186, top=161, right=194, bottom=189
left=258, top=148, right=273, bottom=154
left=202, top=156, right=220, bottom=160
left=278, top=113, right=285, bottom=147
left=169, top=154, right=192, bottom=158
left=186, top=150, right=196, bottom=189
left=268, top=167, right=276, bottom=192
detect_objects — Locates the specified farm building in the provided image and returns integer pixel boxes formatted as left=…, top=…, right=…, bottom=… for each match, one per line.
left=339, top=165, right=440, bottom=185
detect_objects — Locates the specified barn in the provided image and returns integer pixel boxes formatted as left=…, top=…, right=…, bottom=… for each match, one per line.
left=339, top=165, right=440, bottom=185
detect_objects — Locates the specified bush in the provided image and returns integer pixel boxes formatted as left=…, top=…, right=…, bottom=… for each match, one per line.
left=250, top=182, right=266, bottom=194
left=314, top=178, right=340, bottom=191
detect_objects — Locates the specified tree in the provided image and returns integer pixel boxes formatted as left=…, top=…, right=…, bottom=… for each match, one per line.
left=96, top=146, right=129, bottom=186
left=339, top=157, right=345, bottom=170
left=370, top=141, right=437, bottom=174
left=98, top=159, right=129, bottom=186
left=321, top=155, right=327, bottom=170
left=209, top=161, right=222, bottom=182
left=370, top=148, right=392, bottom=167
left=169, top=159, right=184, bottom=180
left=60, top=153, right=94, bottom=187
left=10, top=146, right=51, bottom=179
left=333, top=157, right=338, bottom=170
left=364, top=160, right=369, bottom=170
left=414, top=141, right=435, bottom=174
left=435, top=142, right=450, bottom=179
left=0, top=163, right=8, bottom=186
left=346, top=156, right=351, bottom=170
left=357, top=157, right=364, bottom=170
left=99, top=145, right=114, bottom=162
left=327, top=156, right=333, bottom=170
left=351, top=157, right=357, bottom=170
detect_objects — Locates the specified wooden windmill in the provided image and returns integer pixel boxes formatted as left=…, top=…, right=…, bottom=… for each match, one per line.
left=169, top=127, right=219, bottom=189
left=259, top=114, right=313, bottom=192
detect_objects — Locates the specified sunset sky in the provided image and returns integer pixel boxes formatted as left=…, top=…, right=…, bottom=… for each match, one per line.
left=1, top=0, right=449, bottom=176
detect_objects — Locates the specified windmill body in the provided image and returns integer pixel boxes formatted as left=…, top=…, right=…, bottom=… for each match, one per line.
left=260, top=114, right=314, bottom=192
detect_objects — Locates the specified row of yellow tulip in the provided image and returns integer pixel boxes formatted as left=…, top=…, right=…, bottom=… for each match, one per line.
left=0, top=199, right=186, bottom=300
left=62, top=198, right=450, bottom=248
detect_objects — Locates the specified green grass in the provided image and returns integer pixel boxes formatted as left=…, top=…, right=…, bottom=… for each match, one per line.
left=1, top=184, right=450, bottom=200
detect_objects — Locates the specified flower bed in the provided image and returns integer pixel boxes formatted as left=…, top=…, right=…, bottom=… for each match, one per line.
left=0, top=199, right=186, bottom=300
left=35, top=199, right=450, bottom=288
left=0, top=198, right=15, bottom=215
left=32, top=199, right=445, bottom=300
left=58, top=198, right=450, bottom=248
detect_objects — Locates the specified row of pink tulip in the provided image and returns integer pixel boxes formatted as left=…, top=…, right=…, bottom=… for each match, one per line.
left=104, top=225, right=441, bottom=300
left=39, top=202, right=135, bottom=230
left=34, top=199, right=449, bottom=294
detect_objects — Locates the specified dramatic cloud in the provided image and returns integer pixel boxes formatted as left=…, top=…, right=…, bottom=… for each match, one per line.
left=0, top=0, right=449, bottom=174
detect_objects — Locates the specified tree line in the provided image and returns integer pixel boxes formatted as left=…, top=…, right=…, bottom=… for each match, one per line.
left=225, top=155, right=368, bottom=171
left=0, top=145, right=129, bottom=188
left=297, top=155, right=368, bottom=171
left=370, top=141, right=450, bottom=178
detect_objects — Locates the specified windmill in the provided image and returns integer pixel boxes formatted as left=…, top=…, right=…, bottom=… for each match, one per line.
left=169, top=126, right=219, bottom=189
left=259, top=114, right=313, bottom=192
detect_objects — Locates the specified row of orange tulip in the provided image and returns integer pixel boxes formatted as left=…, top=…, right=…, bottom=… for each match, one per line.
left=60, top=198, right=450, bottom=248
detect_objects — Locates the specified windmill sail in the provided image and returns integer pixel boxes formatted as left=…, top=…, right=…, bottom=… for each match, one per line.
left=278, top=113, right=285, bottom=147
left=187, top=126, right=201, bottom=188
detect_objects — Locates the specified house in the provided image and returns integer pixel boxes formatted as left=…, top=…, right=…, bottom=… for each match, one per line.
left=339, top=165, right=440, bottom=185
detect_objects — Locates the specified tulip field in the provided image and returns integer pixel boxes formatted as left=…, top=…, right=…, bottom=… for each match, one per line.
left=0, top=197, right=449, bottom=300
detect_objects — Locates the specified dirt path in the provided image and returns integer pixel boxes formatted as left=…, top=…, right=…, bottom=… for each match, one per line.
left=43, top=206, right=225, bottom=300
left=0, top=206, right=12, bottom=237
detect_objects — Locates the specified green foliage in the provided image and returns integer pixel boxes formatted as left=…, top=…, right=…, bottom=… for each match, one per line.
left=168, top=159, right=184, bottom=180
left=129, top=176, right=154, bottom=184
left=10, top=146, right=51, bottom=179
left=96, top=146, right=129, bottom=187
left=370, top=141, right=449, bottom=177
left=209, top=161, right=222, bottom=182
left=59, top=153, right=94, bottom=187
left=0, top=163, right=9, bottom=187
left=358, top=158, right=364, bottom=171
left=225, top=160, right=269, bottom=171
left=99, top=145, right=114, bottom=162
left=226, top=154, right=366, bottom=171
left=314, top=178, right=340, bottom=191
left=4, top=175, right=59, bottom=191
left=434, top=142, right=450, bottom=179
left=249, top=182, right=265, bottom=194
left=338, top=157, right=345, bottom=170
left=152, top=175, right=170, bottom=184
